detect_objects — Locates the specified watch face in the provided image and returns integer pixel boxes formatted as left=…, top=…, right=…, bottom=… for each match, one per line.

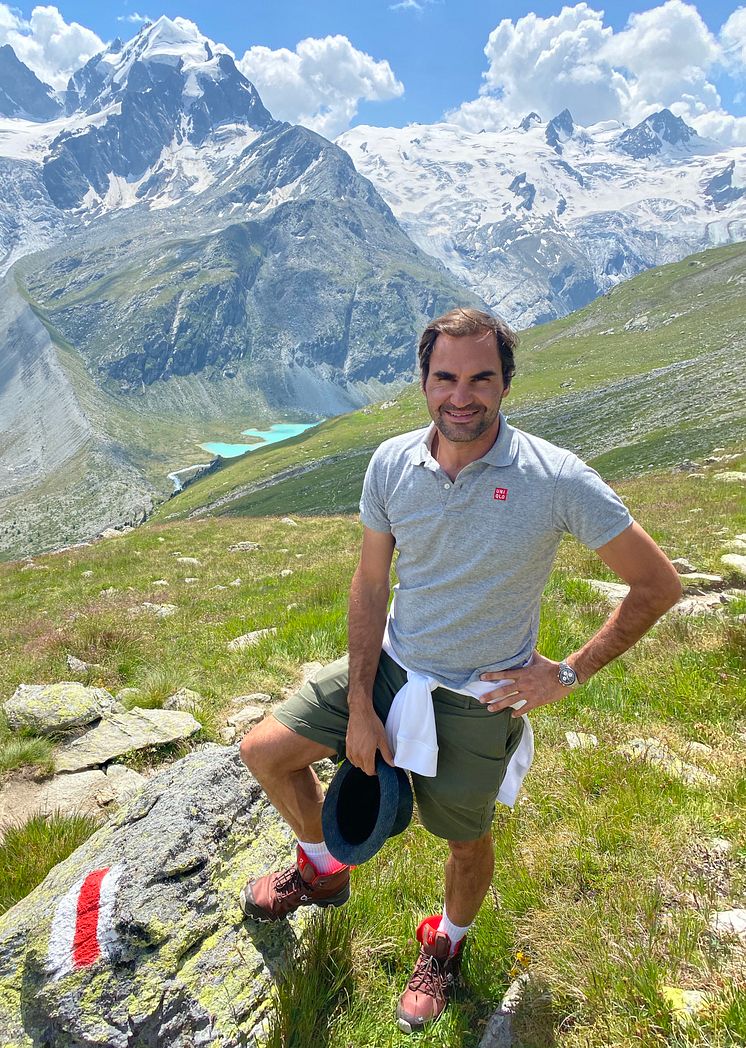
left=558, top=663, right=577, bottom=687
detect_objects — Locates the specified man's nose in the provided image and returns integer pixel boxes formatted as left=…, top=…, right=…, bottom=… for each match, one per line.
left=449, top=381, right=472, bottom=407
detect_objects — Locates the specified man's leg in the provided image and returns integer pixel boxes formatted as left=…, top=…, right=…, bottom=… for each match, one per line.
left=444, top=830, right=495, bottom=927
left=396, top=832, right=494, bottom=1033
left=238, top=715, right=351, bottom=921
left=239, top=715, right=336, bottom=842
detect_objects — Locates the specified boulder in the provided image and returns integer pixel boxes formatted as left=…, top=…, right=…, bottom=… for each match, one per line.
left=66, top=655, right=102, bottom=675
left=617, top=738, right=718, bottom=786
left=709, top=909, right=746, bottom=942
left=671, top=557, right=696, bottom=573
left=582, top=580, right=630, bottom=604
left=227, top=705, right=265, bottom=735
left=227, top=628, right=277, bottom=652
left=4, top=683, right=117, bottom=735
left=0, top=765, right=146, bottom=837
left=55, top=708, right=201, bottom=772
left=163, top=688, right=203, bottom=712
left=0, top=747, right=295, bottom=1047
left=712, top=471, right=746, bottom=483
left=721, top=554, right=746, bottom=577
left=280, top=517, right=298, bottom=526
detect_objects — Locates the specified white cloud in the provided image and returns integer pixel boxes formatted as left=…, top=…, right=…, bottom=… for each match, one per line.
left=446, top=2, right=731, bottom=135
left=117, top=13, right=151, bottom=26
left=721, top=7, right=746, bottom=68
left=237, top=34, right=404, bottom=138
left=0, top=4, right=104, bottom=89
left=390, top=0, right=431, bottom=11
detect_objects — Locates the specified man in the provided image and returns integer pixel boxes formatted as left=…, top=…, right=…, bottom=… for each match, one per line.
left=239, top=308, right=682, bottom=1033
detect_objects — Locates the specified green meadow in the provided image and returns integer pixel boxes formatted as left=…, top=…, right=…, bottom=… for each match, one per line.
left=1, top=450, right=744, bottom=1045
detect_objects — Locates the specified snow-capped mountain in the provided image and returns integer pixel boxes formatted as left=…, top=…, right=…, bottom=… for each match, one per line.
left=0, top=16, right=483, bottom=558
left=337, top=110, right=746, bottom=326
left=0, top=44, right=61, bottom=120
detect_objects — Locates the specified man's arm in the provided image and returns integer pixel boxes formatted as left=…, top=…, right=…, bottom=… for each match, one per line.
left=480, top=522, right=683, bottom=715
left=346, top=526, right=397, bottom=773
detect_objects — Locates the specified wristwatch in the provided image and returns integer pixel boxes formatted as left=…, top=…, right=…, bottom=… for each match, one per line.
left=557, top=661, right=579, bottom=688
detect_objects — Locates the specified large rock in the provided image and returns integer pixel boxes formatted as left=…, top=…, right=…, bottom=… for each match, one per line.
left=55, top=708, right=201, bottom=772
left=4, top=683, right=118, bottom=735
left=721, top=554, right=746, bottom=577
left=0, top=765, right=146, bottom=837
left=0, top=747, right=295, bottom=1046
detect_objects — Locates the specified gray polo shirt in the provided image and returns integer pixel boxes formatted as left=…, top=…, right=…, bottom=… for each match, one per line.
left=359, top=413, right=633, bottom=689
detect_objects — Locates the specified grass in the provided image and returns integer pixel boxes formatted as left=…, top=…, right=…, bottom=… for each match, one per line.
left=0, top=456, right=744, bottom=1042
left=0, top=811, right=100, bottom=915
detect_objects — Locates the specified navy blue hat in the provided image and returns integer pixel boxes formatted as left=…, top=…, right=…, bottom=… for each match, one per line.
left=322, top=753, right=413, bottom=866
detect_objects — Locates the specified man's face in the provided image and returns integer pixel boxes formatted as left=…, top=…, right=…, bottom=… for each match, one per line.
left=422, top=331, right=510, bottom=444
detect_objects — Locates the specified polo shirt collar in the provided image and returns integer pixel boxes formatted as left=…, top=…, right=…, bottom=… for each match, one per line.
left=409, top=412, right=518, bottom=469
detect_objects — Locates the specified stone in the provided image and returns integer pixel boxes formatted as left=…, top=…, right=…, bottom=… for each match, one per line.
left=280, top=569, right=293, bottom=577
left=152, top=579, right=169, bottom=587
left=709, top=909, right=746, bottom=941
left=66, top=655, right=101, bottom=675
left=675, top=593, right=728, bottom=616
left=101, top=528, right=125, bottom=539
left=227, top=705, right=265, bottom=734
left=182, top=577, right=199, bottom=584
left=229, top=693, right=272, bottom=707
left=583, top=579, right=630, bottom=603
left=229, top=578, right=242, bottom=587
left=660, top=987, right=708, bottom=1023
left=671, top=557, right=696, bottom=573
left=479, top=974, right=529, bottom=1047
left=227, top=628, right=277, bottom=652
left=682, top=741, right=713, bottom=758
left=221, top=725, right=238, bottom=744
left=4, top=683, right=117, bottom=735
left=721, top=554, right=746, bottom=577
left=280, top=517, right=298, bottom=526
left=115, top=687, right=142, bottom=705
left=617, top=738, right=718, bottom=786
left=0, top=765, right=147, bottom=837
left=709, top=838, right=732, bottom=856
left=680, top=573, right=723, bottom=583
left=228, top=542, right=260, bottom=552
left=55, top=708, right=201, bottom=772
left=565, top=731, right=598, bottom=750
left=101, top=587, right=118, bottom=597
left=129, top=602, right=178, bottom=618
left=176, top=556, right=201, bottom=566
left=163, top=688, right=203, bottom=712
left=713, top=471, right=746, bottom=483
left=0, top=748, right=294, bottom=1047
left=82, top=570, right=94, bottom=578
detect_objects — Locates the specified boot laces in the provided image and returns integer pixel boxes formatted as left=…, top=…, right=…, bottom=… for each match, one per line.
left=274, top=864, right=304, bottom=899
left=408, top=950, right=449, bottom=998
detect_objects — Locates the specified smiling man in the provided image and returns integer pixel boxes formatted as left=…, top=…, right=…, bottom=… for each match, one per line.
left=239, top=307, right=682, bottom=1033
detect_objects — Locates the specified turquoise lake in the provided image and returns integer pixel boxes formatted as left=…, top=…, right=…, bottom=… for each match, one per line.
left=199, top=422, right=319, bottom=458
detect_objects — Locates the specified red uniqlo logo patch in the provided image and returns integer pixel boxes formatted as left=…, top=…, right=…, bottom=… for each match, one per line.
left=493, top=487, right=508, bottom=501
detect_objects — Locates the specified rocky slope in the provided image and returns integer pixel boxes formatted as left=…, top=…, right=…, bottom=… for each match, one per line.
left=337, top=109, right=746, bottom=327
left=0, top=17, right=482, bottom=560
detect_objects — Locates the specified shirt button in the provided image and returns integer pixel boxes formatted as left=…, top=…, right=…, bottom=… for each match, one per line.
left=444, top=482, right=451, bottom=489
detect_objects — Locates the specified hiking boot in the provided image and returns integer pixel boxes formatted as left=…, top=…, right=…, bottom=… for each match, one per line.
left=396, top=915, right=464, bottom=1034
left=239, top=845, right=350, bottom=922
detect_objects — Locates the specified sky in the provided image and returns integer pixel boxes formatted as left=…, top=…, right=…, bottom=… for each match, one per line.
left=2, top=1, right=746, bottom=143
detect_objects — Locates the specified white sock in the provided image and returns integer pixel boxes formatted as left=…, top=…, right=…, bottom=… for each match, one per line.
left=297, top=839, right=339, bottom=875
left=438, top=905, right=472, bottom=955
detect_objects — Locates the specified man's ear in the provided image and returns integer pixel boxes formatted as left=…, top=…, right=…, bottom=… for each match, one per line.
left=502, top=384, right=511, bottom=399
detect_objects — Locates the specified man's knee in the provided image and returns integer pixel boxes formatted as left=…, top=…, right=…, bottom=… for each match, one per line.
left=447, top=831, right=494, bottom=864
left=239, top=716, right=287, bottom=777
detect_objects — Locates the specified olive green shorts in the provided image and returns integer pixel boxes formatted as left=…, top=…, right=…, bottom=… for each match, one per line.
left=273, top=650, right=525, bottom=841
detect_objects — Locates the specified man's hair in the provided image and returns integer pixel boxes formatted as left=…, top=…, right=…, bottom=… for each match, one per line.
left=418, top=308, right=517, bottom=386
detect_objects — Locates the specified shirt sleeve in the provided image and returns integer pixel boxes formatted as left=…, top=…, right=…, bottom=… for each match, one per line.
left=359, top=448, right=392, bottom=533
left=552, top=453, right=633, bottom=549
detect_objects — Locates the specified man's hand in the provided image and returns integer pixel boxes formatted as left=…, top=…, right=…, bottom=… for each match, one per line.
left=479, top=651, right=572, bottom=718
left=345, top=705, right=395, bottom=775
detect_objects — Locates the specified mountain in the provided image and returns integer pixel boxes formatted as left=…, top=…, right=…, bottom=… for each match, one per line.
left=0, top=17, right=483, bottom=560
left=0, top=45, right=61, bottom=120
left=148, top=241, right=746, bottom=526
left=337, top=109, right=746, bottom=327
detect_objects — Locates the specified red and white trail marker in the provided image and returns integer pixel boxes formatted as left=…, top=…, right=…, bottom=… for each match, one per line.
left=47, top=865, right=123, bottom=980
